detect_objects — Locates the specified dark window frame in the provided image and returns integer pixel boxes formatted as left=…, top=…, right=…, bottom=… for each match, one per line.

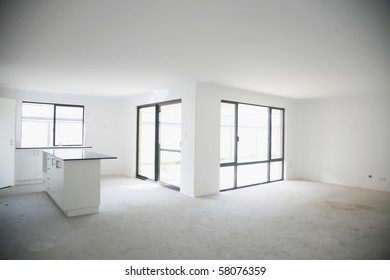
left=22, top=101, right=85, bottom=147
left=220, top=100, right=285, bottom=191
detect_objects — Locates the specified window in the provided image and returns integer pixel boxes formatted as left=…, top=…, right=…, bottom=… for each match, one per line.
left=220, top=101, right=284, bottom=190
left=21, top=102, right=84, bottom=147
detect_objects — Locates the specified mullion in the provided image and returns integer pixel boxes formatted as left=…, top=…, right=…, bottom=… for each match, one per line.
left=155, top=105, right=160, bottom=182
left=223, top=158, right=281, bottom=167
left=160, top=149, right=181, bottom=153
left=135, top=107, right=140, bottom=177
left=282, top=109, right=285, bottom=179
left=53, top=105, right=57, bottom=146
left=268, top=107, right=272, bottom=183
left=234, top=103, right=238, bottom=189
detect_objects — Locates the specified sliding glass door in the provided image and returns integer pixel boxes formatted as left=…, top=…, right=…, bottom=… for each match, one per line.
left=220, top=102, right=236, bottom=190
left=270, top=109, right=284, bottom=181
left=159, top=103, right=182, bottom=186
left=220, top=101, right=284, bottom=190
left=137, top=106, right=156, bottom=180
left=136, top=100, right=182, bottom=190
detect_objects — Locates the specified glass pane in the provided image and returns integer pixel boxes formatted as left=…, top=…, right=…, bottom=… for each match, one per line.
left=55, top=106, right=84, bottom=145
left=220, top=166, right=234, bottom=190
left=271, top=109, right=283, bottom=159
left=237, top=163, right=268, bottom=187
left=138, top=106, right=156, bottom=179
left=220, top=102, right=235, bottom=164
left=238, top=104, right=269, bottom=163
left=160, top=151, right=181, bottom=186
left=21, top=121, right=53, bottom=147
left=160, top=103, right=181, bottom=151
left=21, top=103, right=54, bottom=147
left=270, top=161, right=283, bottom=181
left=159, top=102, right=181, bottom=186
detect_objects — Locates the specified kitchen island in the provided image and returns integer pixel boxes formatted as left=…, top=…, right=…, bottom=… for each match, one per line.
left=42, top=149, right=116, bottom=217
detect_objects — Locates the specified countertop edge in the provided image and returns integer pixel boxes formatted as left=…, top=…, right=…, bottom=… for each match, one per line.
left=16, top=146, right=93, bottom=149
left=42, top=148, right=117, bottom=161
left=63, top=156, right=117, bottom=161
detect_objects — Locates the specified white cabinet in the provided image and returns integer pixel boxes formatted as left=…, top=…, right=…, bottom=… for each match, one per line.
left=15, top=149, right=43, bottom=184
left=43, top=151, right=100, bottom=217
left=44, top=153, right=64, bottom=208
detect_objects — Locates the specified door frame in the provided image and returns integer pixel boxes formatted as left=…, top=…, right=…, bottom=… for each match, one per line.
left=136, top=99, right=182, bottom=190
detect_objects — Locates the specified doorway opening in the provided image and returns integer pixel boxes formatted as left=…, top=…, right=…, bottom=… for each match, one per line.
left=136, top=100, right=182, bottom=190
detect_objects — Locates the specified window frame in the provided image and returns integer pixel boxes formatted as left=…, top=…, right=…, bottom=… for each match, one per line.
left=21, top=101, right=85, bottom=147
left=220, top=100, right=285, bottom=191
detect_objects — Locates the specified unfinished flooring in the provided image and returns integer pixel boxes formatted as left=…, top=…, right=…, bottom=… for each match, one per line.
left=0, top=176, right=389, bottom=260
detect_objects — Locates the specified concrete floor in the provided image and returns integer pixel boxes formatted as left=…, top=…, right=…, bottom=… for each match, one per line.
left=0, top=175, right=389, bottom=260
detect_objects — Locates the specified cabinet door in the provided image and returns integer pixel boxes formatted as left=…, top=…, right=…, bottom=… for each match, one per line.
left=15, top=150, right=37, bottom=181
left=46, top=155, right=64, bottom=208
left=35, top=150, right=43, bottom=178
left=44, top=154, right=52, bottom=191
left=15, top=149, right=43, bottom=182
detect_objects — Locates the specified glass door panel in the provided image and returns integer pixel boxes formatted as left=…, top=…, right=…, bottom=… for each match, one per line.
left=220, top=166, right=235, bottom=190
left=160, top=151, right=181, bottom=186
left=238, top=104, right=269, bottom=163
left=270, top=161, right=283, bottom=181
left=237, top=163, right=268, bottom=187
left=220, top=102, right=236, bottom=164
left=271, top=109, right=284, bottom=159
left=159, top=103, right=181, bottom=186
left=138, top=106, right=156, bottom=179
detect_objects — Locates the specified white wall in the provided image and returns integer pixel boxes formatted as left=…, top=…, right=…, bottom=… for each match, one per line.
left=296, top=93, right=390, bottom=192
left=194, top=83, right=298, bottom=197
left=0, top=87, right=125, bottom=175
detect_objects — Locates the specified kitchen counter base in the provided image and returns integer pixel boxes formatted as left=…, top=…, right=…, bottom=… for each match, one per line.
left=43, top=150, right=109, bottom=217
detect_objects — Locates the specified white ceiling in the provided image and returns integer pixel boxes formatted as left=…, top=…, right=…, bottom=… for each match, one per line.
left=0, top=0, right=389, bottom=99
